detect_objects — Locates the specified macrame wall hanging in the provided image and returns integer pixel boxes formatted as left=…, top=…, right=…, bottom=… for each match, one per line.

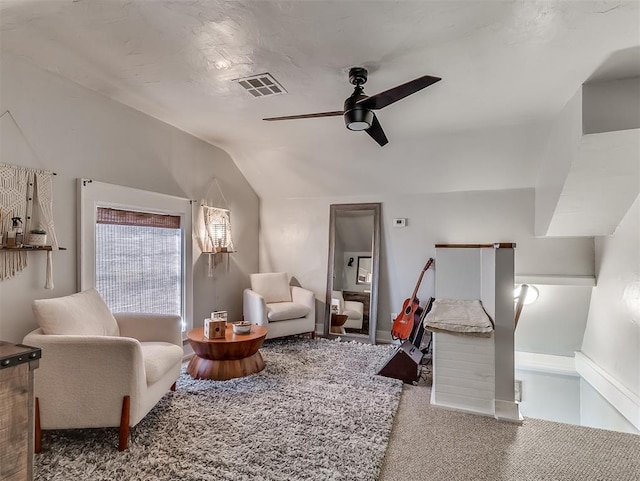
left=0, top=163, right=60, bottom=287
left=194, top=178, right=234, bottom=277
left=1, top=111, right=60, bottom=288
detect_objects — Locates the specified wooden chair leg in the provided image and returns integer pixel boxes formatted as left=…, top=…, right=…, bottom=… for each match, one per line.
left=118, top=395, right=130, bottom=451
left=34, top=397, right=41, bottom=454
left=170, top=382, right=177, bottom=392
left=310, top=331, right=316, bottom=339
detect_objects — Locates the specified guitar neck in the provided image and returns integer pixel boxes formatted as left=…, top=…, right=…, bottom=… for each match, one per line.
left=408, top=258, right=434, bottom=302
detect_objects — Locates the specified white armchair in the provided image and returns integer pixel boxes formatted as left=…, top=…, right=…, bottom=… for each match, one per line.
left=22, top=289, right=183, bottom=451
left=243, top=272, right=316, bottom=340
left=331, top=290, right=364, bottom=330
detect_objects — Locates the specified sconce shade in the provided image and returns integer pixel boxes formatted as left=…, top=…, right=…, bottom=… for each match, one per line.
left=514, top=284, right=539, bottom=305
left=203, top=206, right=234, bottom=252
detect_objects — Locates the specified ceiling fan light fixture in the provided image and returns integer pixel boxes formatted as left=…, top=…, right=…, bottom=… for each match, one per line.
left=347, top=121, right=370, bottom=131
left=344, top=108, right=373, bottom=131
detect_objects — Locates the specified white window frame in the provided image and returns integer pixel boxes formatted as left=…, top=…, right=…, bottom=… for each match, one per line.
left=78, top=179, right=193, bottom=331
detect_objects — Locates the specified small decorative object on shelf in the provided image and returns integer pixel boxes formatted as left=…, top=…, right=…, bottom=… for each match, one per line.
left=27, top=229, right=47, bottom=247
left=3, top=217, right=23, bottom=248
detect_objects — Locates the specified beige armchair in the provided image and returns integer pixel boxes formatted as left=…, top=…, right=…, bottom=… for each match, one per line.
left=243, top=272, right=316, bottom=339
left=331, top=290, right=364, bottom=330
left=22, top=289, right=183, bottom=451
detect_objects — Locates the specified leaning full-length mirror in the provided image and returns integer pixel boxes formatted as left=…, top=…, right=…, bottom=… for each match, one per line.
left=325, top=203, right=380, bottom=344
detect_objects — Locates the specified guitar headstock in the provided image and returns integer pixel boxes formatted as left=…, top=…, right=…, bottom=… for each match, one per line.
left=423, top=257, right=434, bottom=271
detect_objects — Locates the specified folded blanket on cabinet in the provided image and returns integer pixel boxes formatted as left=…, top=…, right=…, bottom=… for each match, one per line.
left=423, top=298, right=494, bottom=337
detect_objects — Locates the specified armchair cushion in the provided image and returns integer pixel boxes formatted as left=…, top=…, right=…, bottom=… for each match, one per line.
left=140, top=342, right=184, bottom=384
left=250, top=272, right=292, bottom=303
left=33, top=288, right=119, bottom=336
left=267, top=302, right=311, bottom=322
left=343, top=307, right=363, bottom=321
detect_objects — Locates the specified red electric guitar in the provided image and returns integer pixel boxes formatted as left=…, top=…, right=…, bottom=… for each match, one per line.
left=391, top=258, right=434, bottom=340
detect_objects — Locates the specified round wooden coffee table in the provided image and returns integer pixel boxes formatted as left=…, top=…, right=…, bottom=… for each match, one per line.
left=186, top=324, right=267, bottom=380
left=331, top=313, right=348, bottom=334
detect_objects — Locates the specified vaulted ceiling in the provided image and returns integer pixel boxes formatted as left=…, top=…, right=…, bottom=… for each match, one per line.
left=1, top=0, right=639, bottom=202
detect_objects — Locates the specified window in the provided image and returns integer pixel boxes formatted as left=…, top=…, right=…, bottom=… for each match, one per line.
left=79, top=180, right=193, bottom=331
left=95, top=207, right=182, bottom=315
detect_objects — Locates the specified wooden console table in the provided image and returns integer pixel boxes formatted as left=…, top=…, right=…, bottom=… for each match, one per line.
left=0, top=341, right=41, bottom=481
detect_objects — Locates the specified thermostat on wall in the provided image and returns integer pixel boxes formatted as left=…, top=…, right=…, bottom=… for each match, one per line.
left=393, top=218, right=407, bottom=227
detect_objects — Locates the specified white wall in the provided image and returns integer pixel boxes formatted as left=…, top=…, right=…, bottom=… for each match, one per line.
left=582, top=77, right=640, bottom=135
left=339, top=251, right=371, bottom=292
left=535, top=90, right=583, bottom=236
left=515, top=285, right=593, bottom=357
left=516, top=369, right=581, bottom=426
left=581, top=195, right=640, bottom=399
left=580, top=379, right=640, bottom=435
left=260, top=188, right=594, bottom=353
left=0, top=53, right=259, bottom=343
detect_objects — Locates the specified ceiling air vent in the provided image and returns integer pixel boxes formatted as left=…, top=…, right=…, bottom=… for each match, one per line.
left=233, top=73, right=287, bottom=98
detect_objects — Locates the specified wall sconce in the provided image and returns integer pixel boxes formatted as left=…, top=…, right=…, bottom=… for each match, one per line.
left=203, top=207, right=234, bottom=253
left=514, top=284, right=539, bottom=305
left=202, top=205, right=234, bottom=276
left=347, top=257, right=354, bottom=267
left=514, top=284, right=539, bottom=327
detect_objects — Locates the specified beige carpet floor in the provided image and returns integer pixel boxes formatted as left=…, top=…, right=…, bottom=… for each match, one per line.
left=379, top=383, right=639, bottom=481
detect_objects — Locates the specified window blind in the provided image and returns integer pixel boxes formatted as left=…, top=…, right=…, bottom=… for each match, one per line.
left=97, top=207, right=180, bottom=229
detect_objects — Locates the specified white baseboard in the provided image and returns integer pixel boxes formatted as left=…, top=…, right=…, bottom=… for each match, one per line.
left=575, top=351, right=640, bottom=431
left=376, top=330, right=398, bottom=345
left=494, top=399, right=523, bottom=424
left=313, top=323, right=395, bottom=344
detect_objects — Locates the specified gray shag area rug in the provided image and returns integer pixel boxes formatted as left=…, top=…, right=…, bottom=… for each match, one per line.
left=35, top=338, right=403, bottom=481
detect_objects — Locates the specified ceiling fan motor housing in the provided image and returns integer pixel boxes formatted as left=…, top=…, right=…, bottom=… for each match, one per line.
left=344, top=108, right=373, bottom=131
left=344, top=86, right=373, bottom=131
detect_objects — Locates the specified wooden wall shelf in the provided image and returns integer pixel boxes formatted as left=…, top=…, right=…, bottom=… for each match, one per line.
left=1, top=246, right=67, bottom=251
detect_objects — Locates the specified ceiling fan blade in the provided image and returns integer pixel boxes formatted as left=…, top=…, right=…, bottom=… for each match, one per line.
left=365, top=114, right=389, bottom=147
left=263, top=111, right=343, bottom=121
left=357, top=75, right=441, bottom=110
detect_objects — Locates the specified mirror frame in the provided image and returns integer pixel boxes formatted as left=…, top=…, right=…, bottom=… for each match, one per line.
left=324, top=202, right=381, bottom=344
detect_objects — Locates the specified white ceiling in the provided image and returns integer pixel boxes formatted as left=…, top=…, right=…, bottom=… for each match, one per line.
left=1, top=0, right=639, bottom=200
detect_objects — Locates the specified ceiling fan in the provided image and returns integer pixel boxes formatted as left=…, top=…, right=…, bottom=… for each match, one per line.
left=263, top=67, right=441, bottom=146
